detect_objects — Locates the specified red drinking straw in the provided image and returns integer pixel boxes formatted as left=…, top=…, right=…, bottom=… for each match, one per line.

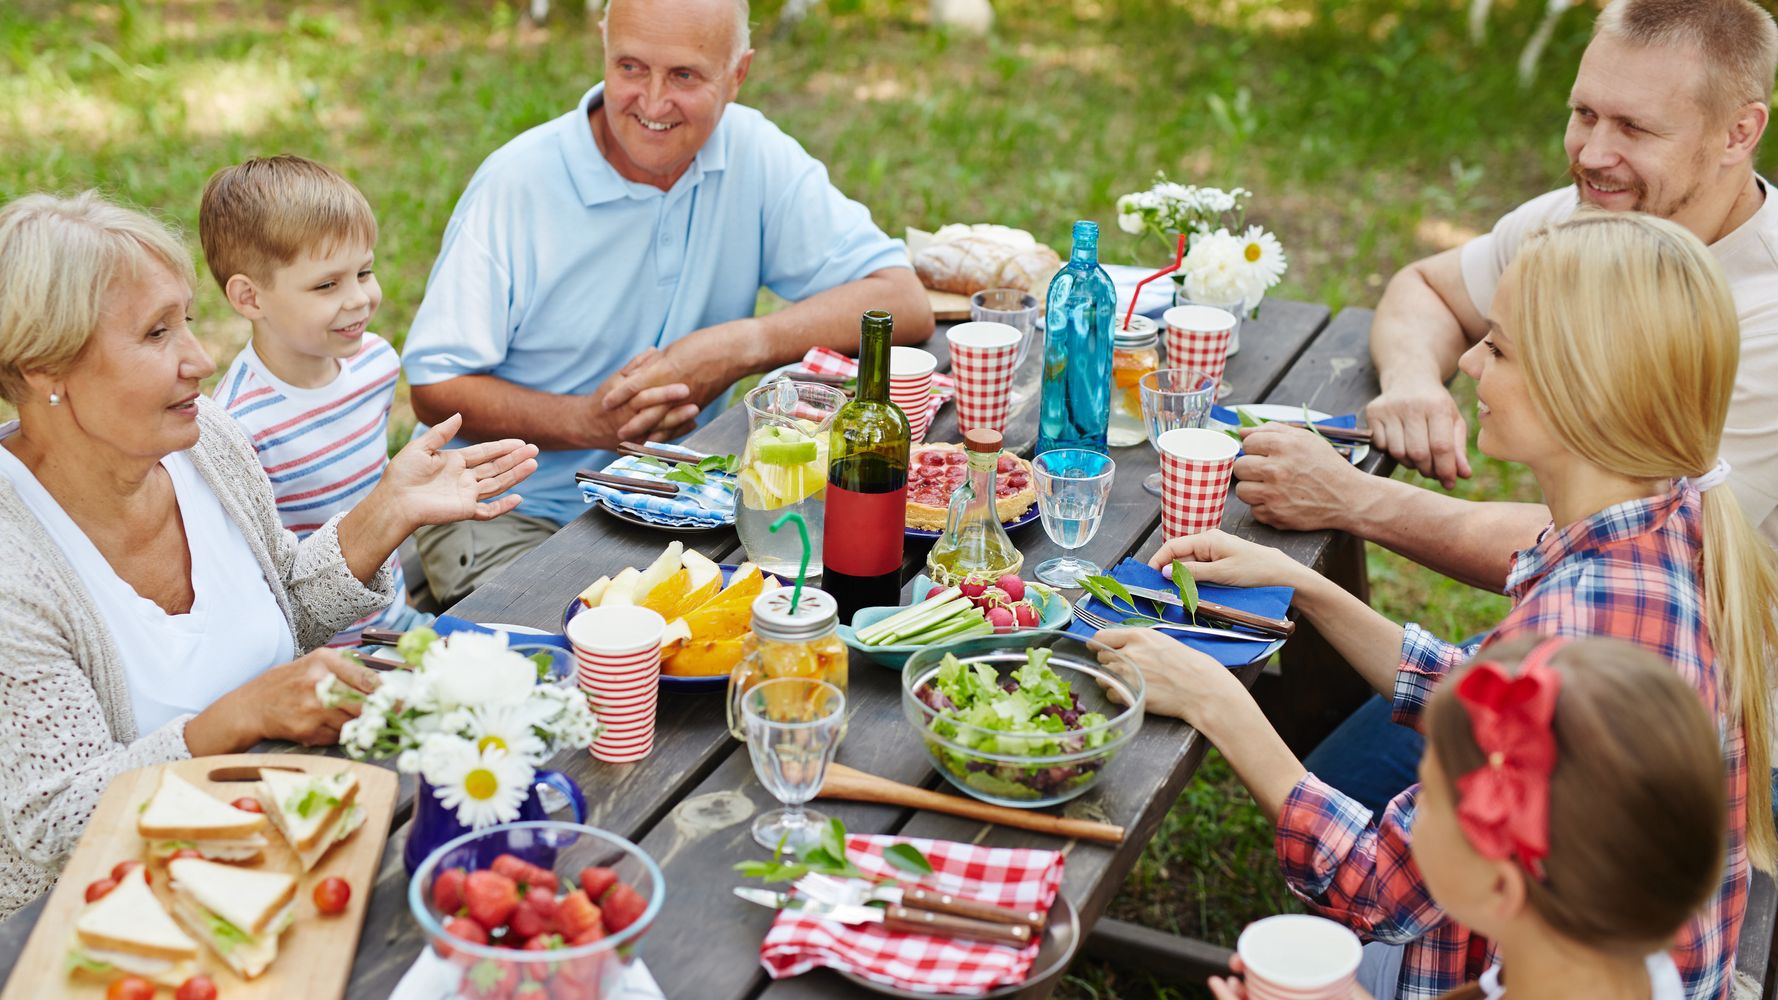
left=1123, top=232, right=1188, bottom=331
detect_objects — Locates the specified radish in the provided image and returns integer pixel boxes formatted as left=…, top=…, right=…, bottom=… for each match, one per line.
left=980, top=587, right=1010, bottom=609
left=1013, top=601, right=1040, bottom=627
left=925, top=585, right=948, bottom=601
left=985, top=606, right=1015, bottom=633
left=958, top=578, right=989, bottom=600
left=996, top=575, right=1026, bottom=603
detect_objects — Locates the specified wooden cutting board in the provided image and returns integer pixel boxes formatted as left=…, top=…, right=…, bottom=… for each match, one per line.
left=926, top=287, right=974, bottom=321
left=2, top=754, right=397, bottom=999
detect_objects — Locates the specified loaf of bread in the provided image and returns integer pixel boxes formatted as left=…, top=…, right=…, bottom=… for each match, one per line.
left=912, top=224, right=1061, bottom=296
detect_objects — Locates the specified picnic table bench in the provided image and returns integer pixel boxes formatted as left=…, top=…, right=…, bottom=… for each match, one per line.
left=0, top=299, right=1399, bottom=997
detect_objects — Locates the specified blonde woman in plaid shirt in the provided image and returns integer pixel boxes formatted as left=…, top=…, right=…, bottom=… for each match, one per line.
left=1099, top=213, right=1778, bottom=999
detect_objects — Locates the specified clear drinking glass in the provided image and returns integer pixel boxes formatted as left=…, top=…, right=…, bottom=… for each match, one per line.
left=742, top=677, right=846, bottom=851
left=971, top=288, right=1041, bottom=402
left=1031, top=449, right=1115, bottom=587
left=1139, top=369, right=1217, bottom=496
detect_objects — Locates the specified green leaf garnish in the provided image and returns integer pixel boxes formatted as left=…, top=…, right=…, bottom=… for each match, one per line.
left=634, top=455, right=671, bottom=469
left=1171, top=559, right=1200, bottom=625
left=1080, top=574, right=1137, bottom=611
left=734, top=818, right=870, bottom=883
left=884, top=843, right=935, bottom=876
left=818, top=817, right=847, bottom=863
left=696, top=454, right=739, bottom=475
left=1236, top=407, right=1262, bottom=428
left=1121, top=616, right=1167, bottom=626
left=1301, top=405, right=1331, bottom=444
left=663, top=466, right=708, bottom=486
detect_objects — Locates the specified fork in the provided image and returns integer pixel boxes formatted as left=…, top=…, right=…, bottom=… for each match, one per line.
left=1071, top=601, right=1275, bottom=642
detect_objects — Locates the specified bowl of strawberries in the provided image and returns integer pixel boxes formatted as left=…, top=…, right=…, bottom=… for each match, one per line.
left=408, top=821, right=663, bottom=1000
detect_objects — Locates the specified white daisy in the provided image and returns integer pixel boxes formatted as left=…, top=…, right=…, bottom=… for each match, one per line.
left=465, top=704, right=550, bottom=768
left=423, top=631, right=536, bottom=710
left=1233, top=225, right=1287, bottom=302
left=428, top=741, right=531, bottom=829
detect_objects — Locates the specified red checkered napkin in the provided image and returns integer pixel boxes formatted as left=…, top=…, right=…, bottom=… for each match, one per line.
left=759, top=835, right=1065, bottom=994
left=796, top=347, right=957, bottom=423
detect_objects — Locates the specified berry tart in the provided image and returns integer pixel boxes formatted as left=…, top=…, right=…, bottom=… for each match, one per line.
left=905, top=441, right=1037, bottom=531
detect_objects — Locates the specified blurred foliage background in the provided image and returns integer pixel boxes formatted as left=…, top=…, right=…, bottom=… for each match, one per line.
left=5, top=0, right=1773, bottom=994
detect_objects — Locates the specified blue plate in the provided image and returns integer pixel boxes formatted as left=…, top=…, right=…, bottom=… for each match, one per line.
left=561, top=563, right=762, bottom=692
left=837, top=574, right=1073, bottom=669
left=906, top=503, right=1041, bottom=540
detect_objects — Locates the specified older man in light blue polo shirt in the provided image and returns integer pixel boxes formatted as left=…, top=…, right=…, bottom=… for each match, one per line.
left=404, top=0, right=932, bottom=604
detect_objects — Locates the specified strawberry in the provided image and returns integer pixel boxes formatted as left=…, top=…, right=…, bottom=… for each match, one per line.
left=437, top=915, right=490, bottom=959
left=555, top=889, right=602, bottom=938
left=491, top=854, right=534, bottom=886
left=509, top=900, right=549, bottom=939
left=568, top=924, right=605, bottom=947
left=524, top=886, right=559, bottom=922
left=465, top=870, right=521, bottom=931
left=600, top=883, right=647, bottom=933
left=434, top=867, right=469, bottom=916
left=523, top=933, right=564, bottom=952
left=577, top=866, right=619, bottom=902
left=524, top=866, right=558, bottom=893
left=460, top=958, right=520, bottom=1000
left=514, top=982, right=547, bottom=999
left=520, top=934, right=564, bottom=984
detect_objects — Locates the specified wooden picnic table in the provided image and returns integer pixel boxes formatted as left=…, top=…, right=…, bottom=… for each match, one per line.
left=0, top=298, right=1391, bottom=998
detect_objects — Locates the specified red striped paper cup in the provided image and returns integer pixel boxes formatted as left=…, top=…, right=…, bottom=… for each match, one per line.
left=566, top=606, right=664, bottom=763
left=1237, top=915, right=1361, bottom=1000
left=945, top=322, right=1023, bottom=434
left=1163, top=306, right=1237, bottom=387
left=1157, top=427, right=1240, bottom=539
left=889, top=346, right=938, bottom=443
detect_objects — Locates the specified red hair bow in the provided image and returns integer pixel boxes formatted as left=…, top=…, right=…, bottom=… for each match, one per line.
left=1452, top=638, right=1565, bottom=880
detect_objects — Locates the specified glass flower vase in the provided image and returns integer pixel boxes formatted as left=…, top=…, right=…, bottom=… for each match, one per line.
left=403, top=770, right=588, bottom=875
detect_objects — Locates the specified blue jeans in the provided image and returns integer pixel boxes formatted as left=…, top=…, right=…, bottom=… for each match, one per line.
left=1301, top=694, right=1425, bottom=817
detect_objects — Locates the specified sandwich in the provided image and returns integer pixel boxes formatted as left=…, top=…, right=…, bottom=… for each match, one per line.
left=255, top=767, right=365, bottom=871
left=165, top=857, right=297, bottom=979
left=65, top=866, right=199, bottom=986
left=137, top=771, right=269, bottom=862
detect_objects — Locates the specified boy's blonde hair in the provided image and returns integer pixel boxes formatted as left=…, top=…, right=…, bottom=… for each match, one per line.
left=1509, top=211, right=1778, bottom=870
left=198, top=155, right=377, bottom=292
left=0, top=191, right=194, bottom=405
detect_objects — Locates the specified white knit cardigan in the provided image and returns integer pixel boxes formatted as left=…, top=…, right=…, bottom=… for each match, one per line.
left=0, top=396, right=394, bottom=917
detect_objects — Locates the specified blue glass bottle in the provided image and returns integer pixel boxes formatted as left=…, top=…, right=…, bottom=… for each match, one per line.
left=1037, top=221, right=1117, bottom=455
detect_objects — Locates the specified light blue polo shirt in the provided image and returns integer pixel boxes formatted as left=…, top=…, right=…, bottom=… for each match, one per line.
left=402, top=84, right=910, bottom=526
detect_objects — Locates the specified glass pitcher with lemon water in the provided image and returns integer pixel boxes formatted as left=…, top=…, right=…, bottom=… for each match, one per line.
left=736, top=381, right=847, bottom=580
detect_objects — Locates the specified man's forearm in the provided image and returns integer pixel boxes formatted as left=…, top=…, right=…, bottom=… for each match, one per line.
left=1370, top=265, right=1475, bottom=392
left=750, top=268, right=935, bottom=372
left=1342, top=475, right=1547, bottom=592
left=411, top=375, right=594, bottom=451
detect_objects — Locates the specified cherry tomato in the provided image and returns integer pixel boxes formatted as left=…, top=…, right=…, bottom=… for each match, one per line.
left=168, top=848, right=204, bottom=861
left=107, top=977, right=155, bottom=1000
left=175, top=974, right=219, bottom=1000
left=84, top=878, right=117, bottom=903
left=230, top=797, right=264, bottom=814
left=314, top=876, right=351, bottom=915
left=110, top=860, right=143, bottom=883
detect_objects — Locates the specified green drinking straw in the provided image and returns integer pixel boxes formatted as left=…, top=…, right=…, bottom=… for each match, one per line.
left=768, top=511, right=812, bottom=612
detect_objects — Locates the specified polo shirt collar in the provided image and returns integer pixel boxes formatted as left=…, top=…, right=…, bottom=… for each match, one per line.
left=561, top=83, right=732, bottom=207
left=1505, top=481, right=1690, bottom=599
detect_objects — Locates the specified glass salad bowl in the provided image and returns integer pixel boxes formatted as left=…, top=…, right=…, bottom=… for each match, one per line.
left=901, top=630, right=1144, bottom=808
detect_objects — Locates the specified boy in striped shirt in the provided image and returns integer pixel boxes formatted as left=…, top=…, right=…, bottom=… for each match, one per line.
left=200, top=154, right=428, bottom=646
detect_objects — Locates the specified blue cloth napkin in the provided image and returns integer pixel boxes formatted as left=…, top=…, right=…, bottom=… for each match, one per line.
left=433, top=614, right=574, bottom=653
left=1210, top=405, right=1359, bottom=432
left=578, top=444, right=736, bottom=527
left=1064, top=558, right=1293, bottom=667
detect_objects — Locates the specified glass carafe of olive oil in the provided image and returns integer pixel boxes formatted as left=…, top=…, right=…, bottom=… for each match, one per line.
left=925, top=428, right=1024, bottom=586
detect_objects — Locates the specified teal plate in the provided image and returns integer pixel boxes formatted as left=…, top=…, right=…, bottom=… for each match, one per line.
left=838, top=574, right=1073, bottom=669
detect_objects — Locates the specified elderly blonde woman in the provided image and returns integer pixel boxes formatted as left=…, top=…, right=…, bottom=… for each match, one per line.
left=0, top=191, right=538, bottom=916
left=1100, top=213, right=1778, bottom=999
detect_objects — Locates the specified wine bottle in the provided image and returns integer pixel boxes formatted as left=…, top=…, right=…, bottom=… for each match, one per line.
left=822, top=311, right=911, bottom=621
left=1037, top=220, right=1117, bottom=454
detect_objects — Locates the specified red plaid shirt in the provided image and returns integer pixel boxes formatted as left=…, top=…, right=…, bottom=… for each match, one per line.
left=1275, top=484, right=1749, bottom=999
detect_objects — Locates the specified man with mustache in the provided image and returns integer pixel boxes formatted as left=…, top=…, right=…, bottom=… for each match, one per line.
left=1228, top=0, right=1778, bottom=826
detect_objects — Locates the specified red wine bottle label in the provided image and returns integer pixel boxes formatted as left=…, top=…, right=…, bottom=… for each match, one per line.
left=823, top=484, right=907, bottom=576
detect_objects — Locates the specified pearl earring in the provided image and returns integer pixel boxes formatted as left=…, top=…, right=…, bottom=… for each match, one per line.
left=47, top=392, right=61, bottom=407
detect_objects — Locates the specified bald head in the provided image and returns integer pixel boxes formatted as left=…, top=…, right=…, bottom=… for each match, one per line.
left=603, top=0, right=751, bottom=66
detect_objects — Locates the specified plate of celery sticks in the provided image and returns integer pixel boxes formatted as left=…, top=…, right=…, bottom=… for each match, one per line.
left=837, top=574, right=1072, bottom=669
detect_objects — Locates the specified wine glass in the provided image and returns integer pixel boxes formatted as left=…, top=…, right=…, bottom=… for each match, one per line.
left=741, top=678, right=846, bottom=851
left=1138, top=368, right=1218, bottom=496
left=1031, top=449, right=1115, bottom=587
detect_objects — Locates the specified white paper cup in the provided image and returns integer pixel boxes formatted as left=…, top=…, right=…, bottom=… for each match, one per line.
left=1237, top=915, right=1362, bottom=1000
left=1156, top=427, right=1241, bottom=538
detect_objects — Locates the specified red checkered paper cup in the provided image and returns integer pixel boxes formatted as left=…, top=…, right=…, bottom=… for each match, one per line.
left=1237, top=915, right=1362, bottom=1000
left=889, top=346, right=938, bottom=443
left=566, top=606, right=664, bottom=763
left=1156, top=427, right=1240, bottom=539
left=1162, top=305, right=1237, bottom=387
left=945, top=321, right=1023, bottom=434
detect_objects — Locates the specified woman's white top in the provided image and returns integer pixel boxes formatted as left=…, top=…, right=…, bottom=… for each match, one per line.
left=1479, top=953, right=1684, bottom=999
left=0, top=431, right=294, bottom=733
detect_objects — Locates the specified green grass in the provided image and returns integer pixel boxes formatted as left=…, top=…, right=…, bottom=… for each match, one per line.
left=7, top=1, right=1769, bottom=995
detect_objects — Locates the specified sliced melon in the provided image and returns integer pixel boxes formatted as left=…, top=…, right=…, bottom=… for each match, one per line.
left=577, top=575, right=612, bottom=608
left=598, top=567, right=642, bottom=607
left=632, top=542, right=684, bottom=602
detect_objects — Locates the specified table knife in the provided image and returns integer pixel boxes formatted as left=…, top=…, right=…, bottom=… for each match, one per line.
left=732, top=888, right=1033, bottom=946
left=1116, top=585, right=1295, bottom=637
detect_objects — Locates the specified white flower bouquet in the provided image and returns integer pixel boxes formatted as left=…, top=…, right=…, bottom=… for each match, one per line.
left=1116, top=174, right=1288, bottom=310
left=317, top=629, right=601, bottom=829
